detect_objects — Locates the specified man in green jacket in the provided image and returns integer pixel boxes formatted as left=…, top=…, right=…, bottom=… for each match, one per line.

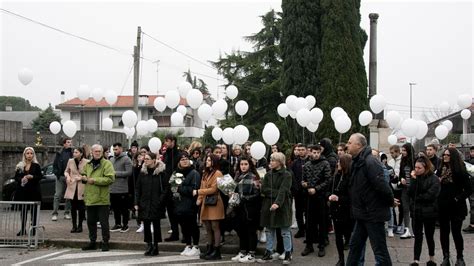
left=81, top=144, right=115, bottom=252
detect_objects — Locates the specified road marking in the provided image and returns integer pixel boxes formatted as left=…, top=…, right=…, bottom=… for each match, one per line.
left=63, top=254, right=198, bottom=265
left=49, top=251, right=143, bottom=260
left=12, top=249, right=71, bottom=265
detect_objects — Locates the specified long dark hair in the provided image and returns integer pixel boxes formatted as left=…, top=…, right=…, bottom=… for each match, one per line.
left=238, top=156, right=260, bottom=180
left=337, top=154, right=352, bottom=176
left=441, top=148, right=467, bottom=177
left=203, top=154, right=221, bottom=175
left=401, top=143, right=415, bottom=168
left=74, top=147, right=85, bottom=160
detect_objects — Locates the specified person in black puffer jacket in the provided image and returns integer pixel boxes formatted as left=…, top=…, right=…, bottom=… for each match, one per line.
left=135, top=153, right=169, bottom=256
left=319, top=138, right=338, bottom=175
left=173, top=152, right=202, bottom=257
left=408, top=156, right=440, bottom=266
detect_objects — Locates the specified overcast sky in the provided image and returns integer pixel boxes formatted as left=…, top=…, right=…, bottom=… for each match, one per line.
left=1, top=0, right=472, bottom=121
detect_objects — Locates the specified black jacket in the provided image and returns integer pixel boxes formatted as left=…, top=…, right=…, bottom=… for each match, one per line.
left=235, top=172, right=261, bottom=223
left=303, top=156, right=332, bottom=197
left=408, top=173, right=440, bottom=219
left=164, top=146, right=180, bottom=179
left=173, top=166, right=201, bottom=216
left=437, top=164, right=473, bottom=219
left=290, top=157, right=308, bottom=193
left=349, top=146, right=394, bottom=222
left=53, top=148, right=72, bottom=178
left=15, top=162, right=43, bottom=201
left=135, top=161, right=169, bottom=220
left=327, top=172, right=351, bottom=222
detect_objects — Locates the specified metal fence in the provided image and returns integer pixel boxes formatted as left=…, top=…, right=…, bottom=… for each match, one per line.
left=0, top=201, right=44, bottom=249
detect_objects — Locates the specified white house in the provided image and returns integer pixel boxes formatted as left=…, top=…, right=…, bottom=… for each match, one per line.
left=55, top=95, right=208, bottom=138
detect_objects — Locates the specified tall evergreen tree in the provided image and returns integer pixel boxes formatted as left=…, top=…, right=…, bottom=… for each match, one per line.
left=31, top=104, right=61, bottom=132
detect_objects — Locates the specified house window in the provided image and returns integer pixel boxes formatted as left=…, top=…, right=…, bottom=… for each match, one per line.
left=111, top=115, right=123, bottom=128
left=184, top=116, right=193, bottom=127
left=154, top=115, right=170, bottom=127
left=70, top=112, right=81, bottom=120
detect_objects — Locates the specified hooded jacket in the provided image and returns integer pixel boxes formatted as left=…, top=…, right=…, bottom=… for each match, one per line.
left=135, top=160, right=169, bottom=220
left=110, top=152, right=133, bottom=194
left=319, top=138, right=338, bottom=174
left=408, top=173, right=440, bottom=219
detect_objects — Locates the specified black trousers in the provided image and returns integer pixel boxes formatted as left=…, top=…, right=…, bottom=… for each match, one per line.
left=334, top=218, right=354, bottom=259
left=305, top=196, right=327, bottom=248
left=143, top=219, right=162, bottom=244
left=294, top=193, right=307, bottom=232
left=71, top=198, right=85, bottom=227
left=166, top=201, right=179, bottom=238
left=439, top=213, right=464, bottom=259
left=237, top=220, right=258, bottom=253
left=110, top=193, right=129, bottom=227
left=177, top=214, right=200, bottom=246
left=86, top=205, right=110, bottom=243
left=412, top=217, right=436, bottom=260
left=20, top=204, right=38, bottom=234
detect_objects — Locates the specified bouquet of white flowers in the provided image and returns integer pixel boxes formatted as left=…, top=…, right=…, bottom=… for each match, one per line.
left=169, top=172, right=184, bottom=200
left=217, top=174, right=236, bottom=195
left=466, top=162, right=474, bottom=177
left=257, top=167, right=267, bottom=180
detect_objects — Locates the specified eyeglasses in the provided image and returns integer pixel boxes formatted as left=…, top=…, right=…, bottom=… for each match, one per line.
left=442, top=154, right=450, bottom=157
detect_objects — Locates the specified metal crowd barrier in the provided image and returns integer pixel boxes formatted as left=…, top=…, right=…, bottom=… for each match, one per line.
left=0, top=201, right=45, bottom=250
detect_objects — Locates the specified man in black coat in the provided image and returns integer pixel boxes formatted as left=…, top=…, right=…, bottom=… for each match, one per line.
left=52, top=137, right=73, bottom=221
left=290, top=144, right=309, bottom=238
left=163, top=134, right=181, bottom=242
left=345, top=133, right=395, bottom=265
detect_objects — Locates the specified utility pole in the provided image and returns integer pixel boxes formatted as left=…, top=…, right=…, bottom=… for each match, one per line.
left=133, top=26, right=141, bottom=140
left=409, top=82, right=416, bottom=119
left=153, top=60, right=160, bottom=94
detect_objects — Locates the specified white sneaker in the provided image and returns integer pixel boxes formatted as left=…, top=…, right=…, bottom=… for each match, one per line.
left=387, top=228, right=394, bottom=237
left=167, top=229, right=173, bottom=234
left=64, top=214, right=71, bottom=220
left=97, top=221, right=101, bottom=229
left=151, top=224, right=154, bottom=233
left=186, top=246, right=200, bottom=256
left=290, top=222, right=298, bottom=229
left=279, top=253, right=285, bottom=260
left=259, top=232, right=266, bottom=243
left=232, top=252, right=246, bottom=262
left=239, top=254, right=256, bottom=263
left=180, top=246, right=192, bottom=256
left=136, top=224, right=144, bottom=233
left=400, top=228, right=412, bottom=239
left=271, top=252, right=280, bottom=260
left=51, top=215, right=58, bottom=221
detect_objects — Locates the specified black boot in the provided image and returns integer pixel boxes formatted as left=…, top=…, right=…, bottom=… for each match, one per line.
left=144, top=243, right=153, bottom=256
left=336, top=257, right=345, bottom=266
left=151, top=243, right=159, bottom=256
left=101, top=242, right=109, bottom=252
left=82, top=241, right=97, bottom=251
left=205, top=246, right=221, bottom=260
left=76, top=224, right=83, bottom=233
left=71, top=226, right=77, bottom=233
left=200, top=244, right=213, bottom=259
left=441, top=253, right=451, bottom=266
left=455, top=258, right=465, bottom=266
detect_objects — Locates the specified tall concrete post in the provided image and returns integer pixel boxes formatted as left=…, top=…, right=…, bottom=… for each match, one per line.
left=368, top=13, right=380, bottom=119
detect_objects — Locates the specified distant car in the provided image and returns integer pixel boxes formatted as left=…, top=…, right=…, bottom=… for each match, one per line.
left=2, top=164, right=62, bottom=208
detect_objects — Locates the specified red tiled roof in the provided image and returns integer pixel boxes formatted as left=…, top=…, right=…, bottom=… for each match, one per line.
left=56, top=95, right=187, bottom=108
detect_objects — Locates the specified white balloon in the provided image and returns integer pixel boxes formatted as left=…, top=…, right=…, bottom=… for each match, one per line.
left=233, top=125, right=249, bottom=145
left=212, top=127, right=223, bottom=141
left=18, top=68, right=33, bottom=86
left=148, top=137, right=162, bottom=154
left=401, top=118, right=418, bottom=137
left=369, top=94, right=387, bottom=114
left=461, top=109, right=472, bottom=120
left=295, top=97, right=308, bottom=111
left=457, top=94, right=472, bottom=109
left=335, top=115, right=352, bottom=134
left=385, top=111, right=401, bottom=129
left=105, top=90, right=118, bottom=105
left=262, top=124, right=280, bottom=145
left=331, top=107, right=346, bottom=121
left=91, top=88, right=104, bottom=102
left=212, top=99, right=228, bottom=116
left=305, top=95, right=316, bottom=109
left=439, top=101, right=450, bottom=112
left=226, top=85, right=239, bottom=100
left=123, top=126, right=135, bottom=138
left=222, top=127, right=235, bottom=145
left=286, top=95, right=298, bottom=111
left=435, top=125, right=449, bottom=140
left=387, top=135, right=398, bottom=145
left=165, top=90, right=180, bottom=109
left=235, top=100, right=249, bottom=116
left=63, top=120, right=77, bottom=137
left=306, top=122, right=319, bottom=133
left=264, top=122, right=277, bottom=129
left=177, top=105, right=187, bottom=116
left=289, top=110, right=297, bottom=119
left=102, top=118, right=113, bottom=131
left=178, top=81, right=193, bottom=98
left=153, top=97, right=166, bottom=112
left=213, top=112, right=226, bottom=120
left=358, top=110, right=373, bottom=126
left=147, top=119, right=158, bottom=133
left=198, top=104, right=213, bottom=121
left=296, top=109, right=311, bottom=127
left=49, top=121, right=61, bottom=134
left=206, top=118, right=218, bottom=127
left=441, top=120, right=453, bottom=131
left=122, top=110, right=138, bottom=128
left=171, top=112, right=184, bottom=126
left=415, top=120, right=428, bottom=139
left=277, top=103, right=290, bottom=118
left=250, top=141, right=266, bottom=160
left=77, top=85, right=90, bottom=101
left=310, top=108, right=324, bottom=124
left=136, top=120, right=149, bottom=136
left=186, top=89, right=203, bottom=109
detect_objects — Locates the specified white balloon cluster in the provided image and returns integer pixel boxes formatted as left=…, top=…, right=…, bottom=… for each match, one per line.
left=77, top=85, right=118, bottom=105
left=49, top=120, right=77, bottom=137
left=278, top=95, right=323, bottom=133
left=211, top=124, right=250, bottom=145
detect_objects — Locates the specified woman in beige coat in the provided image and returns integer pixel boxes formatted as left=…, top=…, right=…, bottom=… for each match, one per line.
left=64, top=147, right=89, bottom=233
left=195, top=154, right=224, bottom=260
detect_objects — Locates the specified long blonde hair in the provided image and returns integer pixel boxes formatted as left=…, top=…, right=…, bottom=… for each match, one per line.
left=16, top=147, right=39, bottom=171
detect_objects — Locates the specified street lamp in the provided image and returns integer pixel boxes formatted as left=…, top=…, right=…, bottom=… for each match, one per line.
left=409, top=82, right=417, bottom=119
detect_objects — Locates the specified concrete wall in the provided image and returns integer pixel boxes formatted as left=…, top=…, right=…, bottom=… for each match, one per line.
left=0, top=120, right=23, bottom=143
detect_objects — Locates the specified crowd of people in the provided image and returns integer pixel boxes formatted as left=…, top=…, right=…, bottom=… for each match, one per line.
left=13, top=133, right=474, bottom=265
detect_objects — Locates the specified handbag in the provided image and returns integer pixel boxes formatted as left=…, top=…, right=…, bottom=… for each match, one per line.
left=204, top=193, right=218, bottom=206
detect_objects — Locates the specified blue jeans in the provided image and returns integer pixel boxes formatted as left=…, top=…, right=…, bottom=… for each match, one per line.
left=53, top=175, right=71, bottom=215
left=346, top=220, right=392, bottom=266
left=265, top=227, right=292, bottom=253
